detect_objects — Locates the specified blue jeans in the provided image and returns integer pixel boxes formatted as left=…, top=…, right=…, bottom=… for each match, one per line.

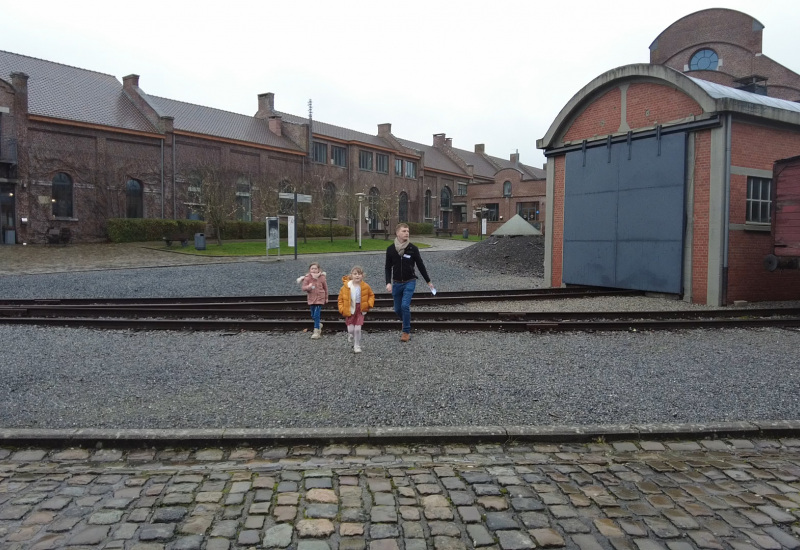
left=310, top=305, right=321, bottom=329
left=391, top=280, right=416, bottom=334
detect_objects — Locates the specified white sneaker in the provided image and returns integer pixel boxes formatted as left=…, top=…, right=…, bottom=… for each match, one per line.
left=347, top=334, right=354, bottom=344
left=353, top=346, right=362, bottom=353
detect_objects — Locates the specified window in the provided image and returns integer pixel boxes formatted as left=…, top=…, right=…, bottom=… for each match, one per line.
left=485, top=203, right=499, bottom=221
left=441, top=187, right=452, bottom=209
left=395, top=159, right=403, bottom=176
left=359, top=150, right=373, bottom=171
left=398, top=192, right=409, bottom=222
left=457, top=183, right=468, bottom=196
left=454, top=205, right=466, bottom=223
left=517, top=201, right=540, bottom=222
left=503, top=180, right=512, bottom=197
left=236, top=177, right=251, bottom=222
left=312, top=142, right=327, bottom=164
left=689, top=49, right=719, bottom=71
left=323, top=182, right=337, bottom=219
left=747, top=176, right=772, bottom=224
left=126, top=179, right=143, bottom=218
left=376, top=153, right=389, bottom=174
left=405, top=160, right=417, bottom=179
left=186, top=175, right=204, bottom=220
left=332, top=146, right=347, bottom=167
left=52, top=172, right=73, bottom=218
left=424, top=190, right=432, bottom=219
left=368, top=187, right=380, bottom=230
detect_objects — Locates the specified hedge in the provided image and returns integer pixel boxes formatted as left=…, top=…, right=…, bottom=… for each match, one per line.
left=107, top=218, right=353, bottom=243
left=407, top=222, right=434, bottom=235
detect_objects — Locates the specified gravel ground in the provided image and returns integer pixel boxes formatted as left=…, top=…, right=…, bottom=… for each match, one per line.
left=2, top=245, right=800, bottom=430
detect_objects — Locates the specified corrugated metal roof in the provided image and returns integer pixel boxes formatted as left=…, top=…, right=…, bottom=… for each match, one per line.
left=147, top=96, right=304, bottom=151
left=0, top=50, right=158, bottom=133
left=689, top=76, right=800, bottom=114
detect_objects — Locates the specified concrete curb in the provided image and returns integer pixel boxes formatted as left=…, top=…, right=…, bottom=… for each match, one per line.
left=2, top=420, right=799, bottom=447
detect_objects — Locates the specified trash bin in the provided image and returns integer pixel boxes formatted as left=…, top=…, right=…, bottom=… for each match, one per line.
left=462, top=228, right=469, bottom=239
left=194, top=233, right=206, bottom=251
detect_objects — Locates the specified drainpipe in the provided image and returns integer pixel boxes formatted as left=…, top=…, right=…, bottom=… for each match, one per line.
left=722, top=113, right=732, bottom=305
left=172, top=133, right=177, bottom=219
left=160, top=139, right=164, bottom=218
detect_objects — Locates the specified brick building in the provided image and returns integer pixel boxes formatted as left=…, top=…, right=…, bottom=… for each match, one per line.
left=538, top=9, right=800, bottom=306
left=0, top=50, right=542, bottom=245
left=650, top=8, right=800, bottom=101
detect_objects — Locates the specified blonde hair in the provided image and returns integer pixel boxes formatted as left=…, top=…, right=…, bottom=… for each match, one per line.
left=350, top=265, right=364, bottom=278
left=395, top=223, right=409, bottom=232
left=309, top=262, right=321, bottom=270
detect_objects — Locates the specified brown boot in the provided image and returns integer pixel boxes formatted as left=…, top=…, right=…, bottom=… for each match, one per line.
left=400, top=332, right=410, bottom=342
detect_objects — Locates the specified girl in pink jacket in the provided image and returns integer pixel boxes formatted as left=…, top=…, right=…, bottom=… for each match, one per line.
left=296, top=262, right=328, bottom=339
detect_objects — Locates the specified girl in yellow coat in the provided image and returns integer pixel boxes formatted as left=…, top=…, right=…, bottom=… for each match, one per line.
left=337, top=265, right=375, bottom=353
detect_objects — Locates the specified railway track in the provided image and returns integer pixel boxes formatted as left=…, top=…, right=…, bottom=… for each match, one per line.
left=2, top=288, right=800, bottom=333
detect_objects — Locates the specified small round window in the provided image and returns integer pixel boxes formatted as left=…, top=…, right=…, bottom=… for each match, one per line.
left=689, top=49, right=719, bottom=71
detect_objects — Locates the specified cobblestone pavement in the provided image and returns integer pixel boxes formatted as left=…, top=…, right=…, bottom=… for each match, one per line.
left=2, top=438, right=800, bottom=549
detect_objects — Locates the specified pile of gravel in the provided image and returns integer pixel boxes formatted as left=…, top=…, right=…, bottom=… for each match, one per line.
left=446, top=235, right=545, bottom=277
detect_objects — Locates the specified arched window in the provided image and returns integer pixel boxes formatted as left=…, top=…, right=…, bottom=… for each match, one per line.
left=503, top=180, right=512, bottom=197
left=368, top=187, right=380, bottom=230
left=323, top=182, right=337, bottom=219
left=424, top=190, right=432, bottom=219
left=398, top=192, right=409, bottom=223
left=689, top=49, right=718, bottom=71
left=236, top=177, right=251, bottom=222
left=126, top=179, right=143, bottom=218
left=52, top=172, right=73, bottom=218
left=441, top=187, right=452, bottom=208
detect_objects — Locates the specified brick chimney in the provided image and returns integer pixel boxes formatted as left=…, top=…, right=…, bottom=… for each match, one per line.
left=433, top=133, right=447, bottom=147
left=510, top=152, right=519, bottom=164
left=268, top=115, right=282, bottom=136
left=122, top=74, right=139, bottom=90
left=10, top=72, right=29, bottom=115
left=475, top=144, right=485, bottom=154
left=256, top=93, right=275, bottom=119
left=378, top=123, right=392, bottom=137
left=446, top=138, right=452, bottom=148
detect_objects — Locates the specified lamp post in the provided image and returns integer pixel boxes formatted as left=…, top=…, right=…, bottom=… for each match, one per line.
left=356, top=193, right=366, bottom=249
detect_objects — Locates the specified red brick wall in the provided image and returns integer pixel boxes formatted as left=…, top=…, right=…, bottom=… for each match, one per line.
left=691, top=131, right=711, bottom=303
left=551, top=155, right=565, bottom=286
left=726, top=121, right=800, bottom=302
left=563, top=88, right=621, bottom=142
left=625, top=83, right=703, bottom=127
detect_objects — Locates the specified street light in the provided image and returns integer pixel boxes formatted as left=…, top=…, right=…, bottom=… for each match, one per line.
left=355, top=193, right=366, bottom=249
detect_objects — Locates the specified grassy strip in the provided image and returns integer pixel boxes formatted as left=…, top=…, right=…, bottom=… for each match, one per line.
left=150, top=237, right=431, bottom=256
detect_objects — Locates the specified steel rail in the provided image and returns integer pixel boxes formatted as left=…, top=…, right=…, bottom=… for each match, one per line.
left=0, top=287, right=640, bottom=308
left=2, top=316, right=800, bottom=332
left=3, top=306, right=800, bottom=322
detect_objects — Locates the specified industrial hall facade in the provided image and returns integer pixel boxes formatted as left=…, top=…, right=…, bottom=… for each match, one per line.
left=0, top=50, right=544, bottom=246
left=538, top=8, right=800, bottom=306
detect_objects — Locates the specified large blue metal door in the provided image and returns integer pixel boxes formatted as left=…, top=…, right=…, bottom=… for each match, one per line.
left=563, top=133, right=686, bottom=294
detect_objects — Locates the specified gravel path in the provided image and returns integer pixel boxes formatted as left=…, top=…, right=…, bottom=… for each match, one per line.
left=2, top=249, right=800, bottom=430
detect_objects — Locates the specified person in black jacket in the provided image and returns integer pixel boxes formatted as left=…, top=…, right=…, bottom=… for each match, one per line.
left=384, top=223, right=434, bottom=342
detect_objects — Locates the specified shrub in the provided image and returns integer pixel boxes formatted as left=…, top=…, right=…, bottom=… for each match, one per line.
left=107, top=219, right=182, bottom=243
left=407, top=222, right=433, bottom=235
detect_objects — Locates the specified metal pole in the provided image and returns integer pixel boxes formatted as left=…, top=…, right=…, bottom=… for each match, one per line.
left=358, top=201, right=362, bottom=249
left=294, top=193, right=298, bottom=260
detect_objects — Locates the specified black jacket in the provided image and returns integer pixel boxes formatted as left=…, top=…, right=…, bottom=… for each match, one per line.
left=385, top=242, right=431, bottom=284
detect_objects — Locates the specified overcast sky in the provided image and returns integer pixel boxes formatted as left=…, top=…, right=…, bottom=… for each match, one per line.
left=4, top=0, right=798, bottom=167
